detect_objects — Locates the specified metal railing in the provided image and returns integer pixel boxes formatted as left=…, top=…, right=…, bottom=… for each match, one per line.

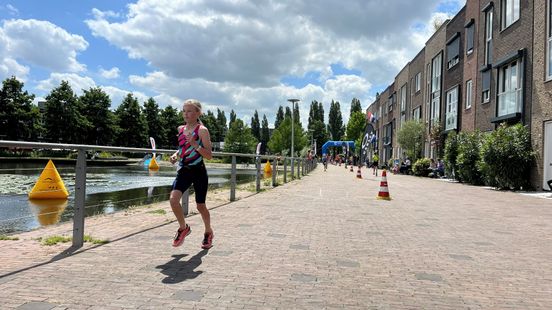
left=0, top=140, right=317, bottom=248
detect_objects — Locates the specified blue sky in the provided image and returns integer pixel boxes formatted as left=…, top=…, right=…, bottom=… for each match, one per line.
left=0, top=0, right=464, bottom=126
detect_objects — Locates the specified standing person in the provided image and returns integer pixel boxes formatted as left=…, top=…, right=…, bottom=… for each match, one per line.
left=169, top=99, right=214, bottom=249
left=322, top=154, right=328, bottom=171
left=372, top=153, right=379, bottom=176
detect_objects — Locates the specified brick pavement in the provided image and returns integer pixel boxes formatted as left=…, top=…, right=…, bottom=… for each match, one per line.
left=1, top=164, right=551, bottom=309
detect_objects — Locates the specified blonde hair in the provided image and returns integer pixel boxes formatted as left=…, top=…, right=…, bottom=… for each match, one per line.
left=183, top=99, right=203, bottom=125
left=183, top=99, right=202, bottom=114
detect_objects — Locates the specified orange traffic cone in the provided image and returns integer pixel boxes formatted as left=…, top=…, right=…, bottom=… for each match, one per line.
left=376, top=169, right=391, bottom=200
left=356, top=166, right=362, bottom=179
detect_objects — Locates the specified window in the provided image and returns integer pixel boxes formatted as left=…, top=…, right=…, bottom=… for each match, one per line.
left=447, top=36, right=460, bottom=69
left=412, top=106, right=421, bottom=121
left=485, top=9, right=493, bottom=65
left=548, top=0, right=552, bottom=79
left=466, top=79, right=473, bottom=109
left=501, top=0, right=520, bottom=29
left=482, top=70, right=491, bottom=103
left=431, top=54, right=442, bottom=121
left=445, top=87, right=458, bottom=131
left=379, top=105, right=382, bottom=118
left=400, top=84, right=407, bottom=112
left=497, top=59, right=523, bottom=117
left=466, top=22, right=474, bottom=55
left=426, top=63, right=431, bottom=120
left=415, top=72, right=421, bottom=92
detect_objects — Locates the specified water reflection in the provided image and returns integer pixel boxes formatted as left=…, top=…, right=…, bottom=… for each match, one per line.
left=28, top=199, right=68, bottom=226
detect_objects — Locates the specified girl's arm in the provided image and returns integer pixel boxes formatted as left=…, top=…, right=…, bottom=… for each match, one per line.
left=194, top=126, right=213, bottom=160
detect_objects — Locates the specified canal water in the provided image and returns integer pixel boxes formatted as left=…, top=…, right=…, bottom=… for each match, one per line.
left=0, top=162, right=257, bottom=234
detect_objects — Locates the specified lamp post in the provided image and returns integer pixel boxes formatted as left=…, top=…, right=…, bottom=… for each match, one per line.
left=287, top=98, right=299, bottom=179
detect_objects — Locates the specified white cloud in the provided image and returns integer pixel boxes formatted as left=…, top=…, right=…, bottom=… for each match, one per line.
left=36, top=73, right=151, bottom=109
left=0, top=28, right=29, bottom=80
left=37, top=73, right=96, bottom=94
left=6, top=4, right=18, bottom=15
left=2, top=19, right=88, bottom=72
left=99, top=67, right=120, bottom=79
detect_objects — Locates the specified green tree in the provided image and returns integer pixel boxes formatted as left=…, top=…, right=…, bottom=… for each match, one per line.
left=114, top=93, right=148, bottom=147
left=346, top=111, right=366, bottom=155
left=44, top=81, right=89, bottom=143
left=308, top=100, right=320, bottom=131
left=285, top=106, right=292, bottom=119
left=293, top=103, right=300, bottom=123
left=317, top=101, right=325, bottom=121
left=223, top=119, right=258, bottom=162
left=229, top=109, right=237, bottom=127
left=250, top=110, right=261, bottom=142
left=216, top=108, right=227, bottom=141
left=310, top=120, right=328, bottom=156
left=142, top=97, right=166, bottom=147
left=350, top=98, right=362, bottom=117
left=261, top=114, right=270, bottom=154
left=274, top=106, right=284, bottom=129
left=444, top=131, right=459, bottom=178
left=0, top=76, right=38, bottom=141
left=328, top=100, right=344, bottom=140
left=160, top=105, right=181, bottom=148
left=456, top=131, right=483, bottom=185
left=397, top=120, right=425, bottom=160
left=201, top=110, right=219, bottom=143
left=268, top=117, right=307, bottom=156
left=79, top=87, right=116, bottom=145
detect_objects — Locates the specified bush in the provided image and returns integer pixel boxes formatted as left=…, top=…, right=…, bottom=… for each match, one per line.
left=479, top=123, right=535, bottom=190
left=444, top=131, right=458, bottom=178
left=412, top=157, right=431, bottom=177
left=456, top=131, right=483, bottom=185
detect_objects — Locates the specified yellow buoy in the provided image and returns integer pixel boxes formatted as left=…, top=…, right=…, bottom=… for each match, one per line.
left=148, top=156, right=160, bottom=170
left=28, top=160, right=69, bottom=199
left=264, top=160, right=272, bottom=178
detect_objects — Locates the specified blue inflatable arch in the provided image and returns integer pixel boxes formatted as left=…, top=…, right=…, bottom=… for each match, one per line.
left=321, top=141, right=355, bottom=156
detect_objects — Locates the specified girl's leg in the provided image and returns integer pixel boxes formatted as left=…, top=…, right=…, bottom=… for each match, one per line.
left=169, top=190, right=187, bottom=229
left=196, top=203, right=213, bottom=234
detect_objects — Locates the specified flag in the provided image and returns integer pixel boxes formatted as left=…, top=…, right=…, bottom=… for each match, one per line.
left=366, top=111, right=376, bottom=123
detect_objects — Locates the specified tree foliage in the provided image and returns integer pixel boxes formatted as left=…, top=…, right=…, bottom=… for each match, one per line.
left=44, top=81, right=89, bottom=143
left=114, top=93, right=148, bottom=147
left=250, top=110, right=261, bottom=142
left=216, top=108, right=227, bottom=141
left=229, top=109, right=237, bottom=127
left=160, top=105, right=181, bottom=148
left=0, top=76, right=39, bottom=141
left=261, top=114, right=270, bottom=154
left=274, top=106, right=284, bottom=129
left=268, top=117, right=307, bottom=156
left=223, top=119, right=258, bottom=162
left=328, top=100, right=344, bottom=140
left=350, top=98, right=362, bottom=117
left=397, top=120, right=425, bottom=160
left=142, top=97, right=166, bottom=148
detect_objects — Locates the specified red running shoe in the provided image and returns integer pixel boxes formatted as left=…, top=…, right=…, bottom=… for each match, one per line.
left=201, top=232, right=214, bottom=249
left=172, top=224, right=191, bottom=247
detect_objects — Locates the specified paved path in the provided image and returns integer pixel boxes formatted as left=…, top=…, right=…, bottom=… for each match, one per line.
left=1, top=164, right=551, bottom=309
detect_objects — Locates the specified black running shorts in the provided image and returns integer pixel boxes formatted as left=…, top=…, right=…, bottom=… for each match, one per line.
left=172, top=162, right=209, bottom=203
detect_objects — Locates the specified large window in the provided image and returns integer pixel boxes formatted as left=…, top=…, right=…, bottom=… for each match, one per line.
left=412, top=106, right=421, bottom=121
left=426, top=63, right=431, bottom=120
left=482, top=70, right=491, bottom=103
left=415, top=72, right=421, bottom=92
left=447, top=36, right=460, bottom=69
left=431, top=54, right=442, bottom=121
left=485, top=9, right=493, bottom=65
left=497, top=59, right=523, bottom=117
left=466, top=79, right=473, bottom=109
left=400, top=84, right=407, bottom=112
left=445, top=87, right=458, bottom=131
left=501, top=0, right=520, bottom=29
left=548, top=0, right=552, bottom=80
left=466, top=22, right=475, bottom=55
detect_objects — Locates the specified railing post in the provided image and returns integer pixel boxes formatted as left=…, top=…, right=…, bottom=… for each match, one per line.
left=181, top=190, right=189, bottom=216
left=230, top=155, right=236, bottom=201
left=283, top=158, right=287, bottom=183
left=302, top=159, right=305, bottom=175
left=297, top=159, right=301, bottom=179
left=272, top=158, right=277, bottom=187
left=256, top=156, right=261, bottom=192
left=72, top=149, right=86, bottom=248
